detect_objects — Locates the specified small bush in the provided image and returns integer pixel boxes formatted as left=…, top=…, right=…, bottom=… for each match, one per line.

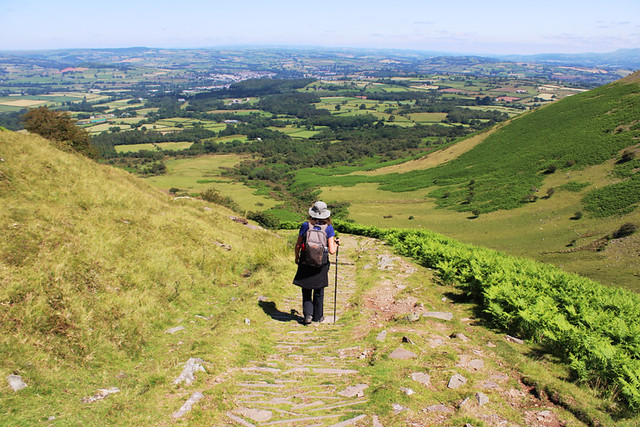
left=169, top=187, right=180, bottom=194
left=201, top=187, right=239, bottom=212
left=618, top=150, right=636, bottom=164
left=571, top=211, right=583, bottom=220
left=247, top=211, right=280, bottom=229
left=611, top=222, right=637, bottom=239
left=544, top=164, right=557, bottom=174
left=545, top=187, right=555, bottom=199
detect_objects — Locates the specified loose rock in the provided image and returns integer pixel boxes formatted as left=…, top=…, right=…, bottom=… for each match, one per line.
left=468, top=359, right=484, bottom=371
left=423, top=312, right=453, bottom=321
left=450, top=332, right=470, bottom=342
left=173, top=358, right=207, bottom=385
left=392, top=403, right=406, bottom=413
left=82, top=387, right=120, bottom=404
left=338, top=383, right=369, bottom=398
left=476, top=392, right=489, bottom=406
left=166, top=326, right=185, bottom=334
left=7, top=375, right=27, bottom=391
left=505, top=335, right=524, bottom=344
left=411, top=372, right=431, bottom=387
left=400, top=387, right=415, bottom=396
left=448, top=374, right=467, bottom=389
left=389, top=347, right=417, bottom=360
left=376, top=330, right=387, bottom=342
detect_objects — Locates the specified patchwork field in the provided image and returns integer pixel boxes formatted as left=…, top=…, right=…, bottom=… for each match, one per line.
left=0, top=99, right=48, bottom=107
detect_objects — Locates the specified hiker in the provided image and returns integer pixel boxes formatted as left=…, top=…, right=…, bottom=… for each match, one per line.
left=293, top=201, right=340, bottom=325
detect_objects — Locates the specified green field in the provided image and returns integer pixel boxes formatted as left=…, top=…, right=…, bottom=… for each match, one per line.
left=144, top=154, right=279, bottom=211
left=115, top=143, right=157, bottom=153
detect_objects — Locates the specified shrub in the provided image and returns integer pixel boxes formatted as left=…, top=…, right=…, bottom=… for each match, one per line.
left=544, top=164, right=557, bottom=174
left=618, top=150, right=636, bottom=164
left=23, top=106, right=97, bottom=158
left=612, top=222, right=638, bottom=239
left=169, top=187, right=180, bottom=194
left=201, top=187, right=239, bottom=212
left=247, top=211, right=280, bottom=229
left=545, top=187, right=555, bottom=199
left=571, top=211, right=583, bottom=220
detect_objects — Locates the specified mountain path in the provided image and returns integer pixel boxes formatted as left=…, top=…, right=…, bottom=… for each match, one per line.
left=206, top=234, right=579, bottom=426
left=222, top=234, right=375, bottom=426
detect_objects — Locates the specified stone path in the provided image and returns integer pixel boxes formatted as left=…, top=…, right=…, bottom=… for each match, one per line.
left=213, top=234, right=581, bottom=426
left=224, top=235, right=372, bottom=426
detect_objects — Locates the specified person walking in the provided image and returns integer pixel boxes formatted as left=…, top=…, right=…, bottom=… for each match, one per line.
left=293, top=201, right=340, bottom=325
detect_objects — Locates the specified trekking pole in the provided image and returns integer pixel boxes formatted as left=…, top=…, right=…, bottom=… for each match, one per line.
left=333, top=245, right=339, bottom=324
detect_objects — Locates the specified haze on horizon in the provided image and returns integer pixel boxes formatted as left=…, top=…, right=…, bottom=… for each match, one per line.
left=2, top=0, right=639, bottom=56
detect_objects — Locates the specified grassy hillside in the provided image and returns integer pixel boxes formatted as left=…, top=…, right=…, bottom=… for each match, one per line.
left=0, top=129, right=295, bottom=424
left=303, top=72, right=640, bottom=289
left=300, top=71, right=640, bottom=215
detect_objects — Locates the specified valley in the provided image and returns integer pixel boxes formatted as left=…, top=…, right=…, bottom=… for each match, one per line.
left=1, top=47, right=640, bottom=425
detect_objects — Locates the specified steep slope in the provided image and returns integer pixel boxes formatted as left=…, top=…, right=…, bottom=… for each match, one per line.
left=0, top=129, right=295, bottom=424
left=376, top=70, right=640, bottom=216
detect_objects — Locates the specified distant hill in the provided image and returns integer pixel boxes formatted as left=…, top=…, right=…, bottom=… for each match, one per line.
left=374, top=70, right=640, bottom=217
left=500, top=48, right=640, bottom=69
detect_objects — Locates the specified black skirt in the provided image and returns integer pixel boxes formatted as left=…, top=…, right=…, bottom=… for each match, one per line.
left=293, top=261, right=330, bottom=289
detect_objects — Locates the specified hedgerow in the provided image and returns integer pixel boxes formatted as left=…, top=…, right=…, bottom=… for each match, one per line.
left=279, top=219, right=640, bottom=411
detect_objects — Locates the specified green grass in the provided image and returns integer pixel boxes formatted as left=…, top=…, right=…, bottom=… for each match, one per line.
left=0, top=130, right=296, bottom=425
left=115, top=143, right=157, bottom=153
left=144, top=154, right=280, bottom=211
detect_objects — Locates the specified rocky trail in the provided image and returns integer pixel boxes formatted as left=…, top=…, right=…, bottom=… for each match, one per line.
left=175, top=234, right=583, bottom=426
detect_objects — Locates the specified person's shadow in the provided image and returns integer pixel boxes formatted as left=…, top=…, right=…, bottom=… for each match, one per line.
left=259, top=300, right=303, bottom=323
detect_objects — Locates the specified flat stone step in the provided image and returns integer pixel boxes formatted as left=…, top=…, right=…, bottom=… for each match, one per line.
left=307, top=400, right=367, bottom=412
left=329, top=414, right=367, bottom=427
left=262, top=414, right=342, bottom=425
left=238, top=383, right=285, bottom=388
left=311, top=368, right=358, bottom=375
left=226, top=412, right=256, bottom=427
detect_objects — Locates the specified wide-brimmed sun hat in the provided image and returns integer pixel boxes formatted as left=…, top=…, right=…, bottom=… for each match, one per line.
left=309, top=201, right=331, bottom=219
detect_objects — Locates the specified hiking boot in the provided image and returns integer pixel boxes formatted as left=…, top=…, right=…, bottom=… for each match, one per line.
left=303, top=315, right=312, bottom=325
left=313, top=316, right=324, bottom=323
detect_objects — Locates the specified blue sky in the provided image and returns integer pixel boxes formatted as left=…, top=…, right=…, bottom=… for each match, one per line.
left=1, top=0, right=639, bottom=55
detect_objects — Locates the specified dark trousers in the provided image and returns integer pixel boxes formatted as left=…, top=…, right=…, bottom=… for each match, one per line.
left=302, top=288, right=324, bottom=321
